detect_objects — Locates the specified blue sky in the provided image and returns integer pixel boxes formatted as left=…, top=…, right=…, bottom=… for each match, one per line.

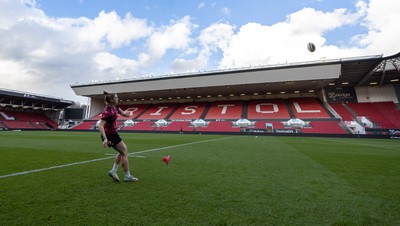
left=0, top=0, right=399, bottom=103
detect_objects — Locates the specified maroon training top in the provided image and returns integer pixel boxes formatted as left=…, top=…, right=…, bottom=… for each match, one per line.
left=101, top=106, right=119, bottom=135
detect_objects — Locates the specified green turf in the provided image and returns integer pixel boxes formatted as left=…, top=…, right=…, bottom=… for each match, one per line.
left=0, top=131, right=399, bottom=225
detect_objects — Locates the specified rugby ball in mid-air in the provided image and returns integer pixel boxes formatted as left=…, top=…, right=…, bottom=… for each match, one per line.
left=307, top=42, right=316, bottom=52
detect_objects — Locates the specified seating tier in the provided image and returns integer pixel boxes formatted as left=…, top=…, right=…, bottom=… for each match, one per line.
left=248, top=100, right=290, bottom=119
left=289, top=98, right=331, bottom=119
left=347, top=102, right=400, bottom=129
left=204, top=101, right=243, bottom=120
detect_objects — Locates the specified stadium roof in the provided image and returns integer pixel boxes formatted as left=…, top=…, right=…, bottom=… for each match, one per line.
left=0, top=88, right=74, bottom=110
left=71, top=51, right=400, bottom=103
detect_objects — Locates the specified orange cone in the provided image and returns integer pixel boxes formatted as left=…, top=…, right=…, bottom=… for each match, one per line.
left=163, top=155, right=170, bottom=165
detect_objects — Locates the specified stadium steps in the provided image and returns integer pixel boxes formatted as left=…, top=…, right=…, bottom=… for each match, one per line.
left=347, top=102, right=400, bottom=129
left=324, top=102, right=342, bottom=119
left=340, top=121, right=355, bottom=134
left=87, top=111, right=102, bottom=120
left=329, top=103, right=355, bottom=121
left=165, top=103, right=181, bottom=120
left=134, top=104, right=153, bottom=120
left=343, top=104, right=358, bottom=117
left=284, top=99, right=296, bottom=118
left=45, top=122, right=54, bottom=129
left=0, top=111, right=15, bottom=120
left=0, top=121, right=7, bottom=129
left=318, top=99, right=335, bottom=118
left=241, top=101, right=249, bottom=118
left=199, top=102, right=212, bottom=119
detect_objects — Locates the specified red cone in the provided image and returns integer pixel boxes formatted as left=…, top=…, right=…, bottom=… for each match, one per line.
left=163, top=155, right=170, bottom=165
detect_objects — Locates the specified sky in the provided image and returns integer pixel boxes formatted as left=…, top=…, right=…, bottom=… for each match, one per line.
left=1, top=0, right=400, bottom=104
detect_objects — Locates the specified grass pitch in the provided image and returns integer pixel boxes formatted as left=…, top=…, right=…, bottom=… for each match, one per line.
left=0, top=131, right=399, bottom=225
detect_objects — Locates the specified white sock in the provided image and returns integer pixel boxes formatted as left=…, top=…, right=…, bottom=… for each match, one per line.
left=111, top=163, right=119, bottom=173
left=124, top=171, right=131, bottom=177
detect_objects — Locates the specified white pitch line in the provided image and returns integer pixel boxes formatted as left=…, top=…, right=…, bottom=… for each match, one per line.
left=0, top=136, right=233, bottom=179
left=128, top=136, right=233, bottom=155
left=105, top=153, right=146, bottom=158
left=0, top=157, right=113, bottom=179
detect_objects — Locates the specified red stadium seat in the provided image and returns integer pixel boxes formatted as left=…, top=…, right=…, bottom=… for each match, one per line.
left=248, top=99, right=290, bottom=119
left=204, top=101, right=243, bottom=120
left=137, top=103, right=178, bottom=120
left=289, top=98, right=331, bottom=119
left=169, top=102, right=207, bottom=120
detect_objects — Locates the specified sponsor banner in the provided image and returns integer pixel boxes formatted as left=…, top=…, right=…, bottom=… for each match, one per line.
left=325, top=87, right=357, bottom=103
left=246, top=129, right=267, bottom=133
left=274, top=129, right=298, bottom=133
left=366, top=129, right=400, bottom=136
left=389, top=130, right=400, bottom=135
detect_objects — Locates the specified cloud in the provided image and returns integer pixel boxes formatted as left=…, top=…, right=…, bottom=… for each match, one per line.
left=171, top=23, right=234, bottom=73
left=78, top=11, right=152, bottom=49
left=221, top=7, right=231, bottom=16
left=198, top=2, right=205, bottom=9
left=0, top=0, right=44, bottom=29
left=171, top=58, right=207, bottom=73
left=0, top=0, right=153, bottom=102
left=93, top=52, right=141, bottom=78
left=355, top=0, right=400, bottom=55
left=217, top=0, right=400, bottom=69
left=286, top=7, right=362, bottom=35
left=139, top=16, right=194, bottom=66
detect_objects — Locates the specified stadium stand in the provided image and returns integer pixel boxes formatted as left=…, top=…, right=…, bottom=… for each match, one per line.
left=89, top=112, right=104, bottom=121
left=154, top=121, right=193, bottom=132
left=204, top=101, right=243, bottom=120
left=196, top=121, right=241, bottom=132
left=121, top=121, right=155, bottom=131
left=71, top=121, right=96, bottom=130
left=254, top=121, right=286, bottom=130
left=329, top=103, right=355, bottom=121
left=68, top=97, right=400, bottom=135
left=137, top=103, right=178, bottom=120
left=69, top=52, right=400, bottom=136
left=301, top=121, right=347, bottom=134
left=289, top=98, right=331, bottom=119
left=248, top=99, right=290, bottom=119
left=122, top=104, right=151, bottom=119
left=0, top=88, right=74, bottom=130
left=89, top=104, right=150, bottom=121
left=6, top=51, right=400, bottom=136
left=0, top=110, right=59, bottom=130
left=168, top=102, right=208, bottom=120
left=2, top=121, right=36, bottom=129
left=346, top=102, right=400, bottom=129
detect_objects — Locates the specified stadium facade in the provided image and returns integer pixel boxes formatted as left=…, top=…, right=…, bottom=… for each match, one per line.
left=0, top=88, right=74, bottom=130
left=72, top=53, right=400, bottom=113
left=68, top=52, right=400, bottom=136
left=2, top=52, right=399, bottom=136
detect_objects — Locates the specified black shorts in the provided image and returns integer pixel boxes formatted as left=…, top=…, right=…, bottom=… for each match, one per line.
left=101, top=133, right=122, bottom=148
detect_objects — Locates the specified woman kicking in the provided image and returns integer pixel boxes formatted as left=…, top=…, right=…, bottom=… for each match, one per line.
left=98, top=91, right=138, bottom=182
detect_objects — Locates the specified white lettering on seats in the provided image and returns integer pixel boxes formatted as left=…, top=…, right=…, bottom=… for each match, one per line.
left=217, top=104, right=235, bottom=114
left=181, top=106, right=198, bottom=115
left=126, top=107, right=139, bottom=116
left=0, top=112, right=15, bottom=120
left=293, top=102, right=320, bottom=113
left=150, top=107, right=168, bottom=115
left=256, top=103, right=278, bottom=113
